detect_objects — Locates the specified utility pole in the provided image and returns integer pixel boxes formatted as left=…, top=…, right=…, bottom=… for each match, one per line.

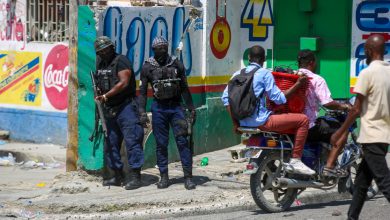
left=66, top=0, right=80, bottom=172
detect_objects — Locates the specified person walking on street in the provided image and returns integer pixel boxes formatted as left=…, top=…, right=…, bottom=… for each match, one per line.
left=139, top=36, right=197, bottom=190
left=94, top=36, right=145, bottom=190
left=330, top=34, right=390, bottom=220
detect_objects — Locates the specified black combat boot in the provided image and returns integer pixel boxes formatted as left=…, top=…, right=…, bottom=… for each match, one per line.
left=124, top=168, right=142, bottom=190
left=157, top=172, right=169, bottom=189
left=183, top=168, right=196, bottom=190
left=103, top=170, right=122, bottom=186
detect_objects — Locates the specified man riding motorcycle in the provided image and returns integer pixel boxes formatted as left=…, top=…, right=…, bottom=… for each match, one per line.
left=297, top=49, right=351, bottom=177
left=222, top=45, right=315, bottom=176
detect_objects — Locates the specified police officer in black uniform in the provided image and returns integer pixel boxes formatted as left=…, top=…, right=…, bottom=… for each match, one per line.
left=139, top=36, right=196, bottom=190
left=94, top=36, right=144, bottom=190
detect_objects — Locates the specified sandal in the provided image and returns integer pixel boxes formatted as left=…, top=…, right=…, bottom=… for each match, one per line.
left=322, top=167, right=349, bottom=178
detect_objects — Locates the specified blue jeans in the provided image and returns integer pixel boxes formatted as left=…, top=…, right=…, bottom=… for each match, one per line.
left=105, top=100, right=144, bottom=170
left=151, top=101, right=192, bottom=175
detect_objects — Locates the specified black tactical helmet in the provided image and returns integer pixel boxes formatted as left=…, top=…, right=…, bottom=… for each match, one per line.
left=94, top=36, right=114, bottom=52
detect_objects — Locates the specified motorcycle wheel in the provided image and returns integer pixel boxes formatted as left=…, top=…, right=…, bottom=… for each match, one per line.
left=250, top=151, right=298, bottom=213
left=343, top=162, right=378, bottom=200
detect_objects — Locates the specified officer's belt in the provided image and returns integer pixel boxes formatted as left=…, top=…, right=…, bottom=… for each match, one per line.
left=154, top=99, right=181, bottom=107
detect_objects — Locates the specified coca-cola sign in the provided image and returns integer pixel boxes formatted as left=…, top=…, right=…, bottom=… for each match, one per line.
left=44, top=44, right=69, bottom=110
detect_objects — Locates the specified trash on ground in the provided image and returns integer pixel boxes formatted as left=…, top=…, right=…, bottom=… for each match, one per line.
left=0, top=140, right=7, bottom=145
left=0, top=153, right=15, bottom=166
left=225, top=175, right=236, bottom=181
left=36, top=182, right=46, bottom=188
left=230, top=158, right=248, bottom=163
left=18, top=209, right=43, bottom=219
left=294, top=199, right=304, bottom=206
left=21, top=161, right=63, bottom=169
left=332, top=210, right=342, bottom=216
left=200, top=157, right=209, bottom=166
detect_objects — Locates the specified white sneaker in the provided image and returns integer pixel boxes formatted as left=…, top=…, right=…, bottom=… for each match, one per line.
left=285, top=158, right=316, bottom=176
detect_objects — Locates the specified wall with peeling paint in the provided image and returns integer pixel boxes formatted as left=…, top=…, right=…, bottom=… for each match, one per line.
left=0, top=0, right=69, bottom=145
left=76, top=1, right=277, bottom=170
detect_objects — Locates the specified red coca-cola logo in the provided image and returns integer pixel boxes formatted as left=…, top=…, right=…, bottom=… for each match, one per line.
left=44, top=44, right=69, bottom=110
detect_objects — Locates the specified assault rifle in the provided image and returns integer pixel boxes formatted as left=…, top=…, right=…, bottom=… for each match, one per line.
left=186, top=109, right=196, bottom=156
left=89, top=70, right=108, bottom=141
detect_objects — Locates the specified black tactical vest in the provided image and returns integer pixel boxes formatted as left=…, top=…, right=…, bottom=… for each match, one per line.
left=96, top=55, right=135, bottom=107
left=149, top=59, right=181, bottom=100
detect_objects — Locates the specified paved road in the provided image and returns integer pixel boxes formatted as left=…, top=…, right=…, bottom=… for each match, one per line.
left=176, top=195, right=390, bottom=220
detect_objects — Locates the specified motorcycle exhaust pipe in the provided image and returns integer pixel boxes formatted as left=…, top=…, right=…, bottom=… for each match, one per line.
left=273, top=177, right=324, bottom=189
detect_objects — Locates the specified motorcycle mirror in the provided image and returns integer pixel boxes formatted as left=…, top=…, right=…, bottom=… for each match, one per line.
left=349, top=96, right=356, bottom=105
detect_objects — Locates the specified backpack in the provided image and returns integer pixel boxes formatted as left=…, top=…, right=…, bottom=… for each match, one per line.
left=228, top=67, right=261, bottom=120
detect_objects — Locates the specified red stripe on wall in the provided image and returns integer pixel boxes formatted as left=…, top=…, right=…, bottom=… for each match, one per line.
left=0, top=65, right=39, bottom=94
left=136, top=84, right=227, bottom=97
left=190, top=84, right=227, bottom=93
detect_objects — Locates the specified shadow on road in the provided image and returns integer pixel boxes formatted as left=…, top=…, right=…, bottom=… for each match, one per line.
left=141, top=173, right=160, bottom=187
left=169, top=175, right=211, bottom=186
left=248, top=197, right=384, bottom=216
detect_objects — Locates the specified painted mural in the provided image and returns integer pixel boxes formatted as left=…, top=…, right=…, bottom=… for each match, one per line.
left=0, top=0, right=26, bottom=50
left=240, top=0, right=274, bottom=67
left=240, top=0, right=273, bottom=42
left=0, top=0, right=69, bottom=112
left=205, top=0, right=274, bottom=80
left=99, top=1, right=274, bottom=93
left=0, top=0, right=68, bottom=144
left=0, top=43, right=69, bottom=112
left=0, top=50, right=41, bottom=106
left=99, top=6, right=203, bottom=78
left=350, top=0, right=390, bottom=92
left=210, top=0, right=231, bottom=59
left=44, top=44, right=69, bottom=110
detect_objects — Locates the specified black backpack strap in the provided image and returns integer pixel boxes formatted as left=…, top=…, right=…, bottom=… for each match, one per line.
left=239, top=66, right=260, bottom=76
left=247, top=66, right=262, bottom=113
left=248, top=66, right=260, bottom=75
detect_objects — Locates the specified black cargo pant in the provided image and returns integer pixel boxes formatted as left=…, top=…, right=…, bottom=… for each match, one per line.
left=348, top=143, right=390, bottom=220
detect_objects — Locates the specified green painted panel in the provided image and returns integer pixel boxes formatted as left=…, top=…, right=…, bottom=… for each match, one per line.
left=77, top=6, right=102, bottom=170
left=274, top=0, right=352, bottom=98
left=309, top=0, right=352, bottom=99
left=299, top=0, right=315, bottom=12
left=300, top=37, right=319, bottom=51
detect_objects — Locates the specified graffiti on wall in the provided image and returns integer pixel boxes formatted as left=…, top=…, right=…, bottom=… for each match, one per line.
left=241, top=0, right=273, bottom=42
left=101, top=6, right=202, bottom=76
left=351, top=0, right=390, bottom=90
left=240, top=0, right=274, bottom=67
left=210, top=0, right=231, bottom=59
left=0, top=0, right=26, bottom=50
left=0, top=50, right=42, bottom=105
left=43, top=44, right=69, bottom=110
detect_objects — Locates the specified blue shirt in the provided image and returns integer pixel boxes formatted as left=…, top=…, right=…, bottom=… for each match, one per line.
left=221, top=63, right=286, bottom=127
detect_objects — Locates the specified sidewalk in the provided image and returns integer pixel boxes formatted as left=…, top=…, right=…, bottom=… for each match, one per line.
left=0, top=142, right=363, bottom=219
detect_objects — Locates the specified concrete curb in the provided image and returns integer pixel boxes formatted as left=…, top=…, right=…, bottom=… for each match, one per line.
left=38, top=187, right=352, bottom=219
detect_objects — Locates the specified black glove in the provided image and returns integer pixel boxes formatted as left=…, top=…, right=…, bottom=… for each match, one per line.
left=140, top=113, right=150, bottom=128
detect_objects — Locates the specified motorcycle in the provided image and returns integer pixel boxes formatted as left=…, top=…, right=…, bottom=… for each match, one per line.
left=239, top=98, right=378, bottom=213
